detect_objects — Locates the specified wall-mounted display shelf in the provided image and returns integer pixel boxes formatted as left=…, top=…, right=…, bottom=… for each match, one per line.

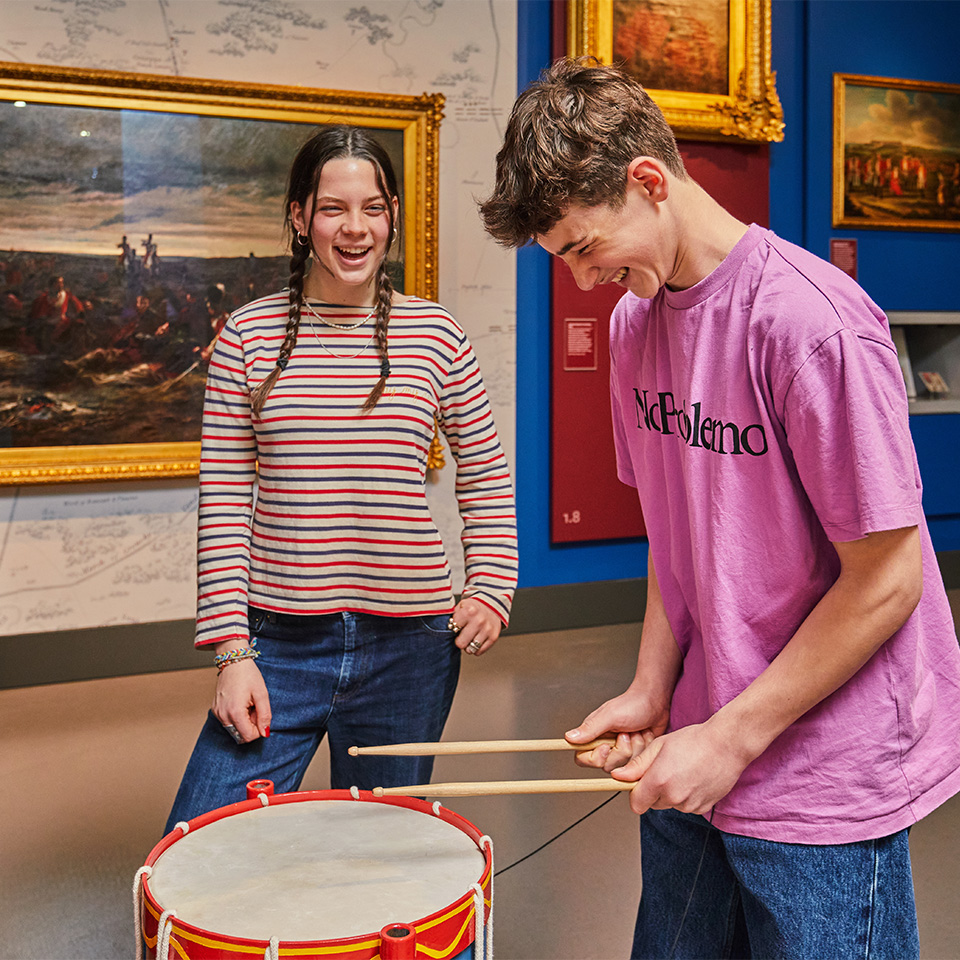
left=887, top=311, right=960, bottom=415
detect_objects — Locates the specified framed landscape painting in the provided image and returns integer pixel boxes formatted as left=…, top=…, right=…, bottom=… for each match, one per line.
left=0, top=62, right=442, bottom=484
left=567, top=0, right=783, bottom=142
left=834, top=73, right=960, bottom=231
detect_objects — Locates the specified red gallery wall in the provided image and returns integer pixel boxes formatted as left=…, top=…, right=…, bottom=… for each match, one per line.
left=551, top=142, right=772, bottom=542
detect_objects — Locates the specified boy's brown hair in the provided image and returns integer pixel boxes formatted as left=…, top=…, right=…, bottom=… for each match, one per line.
left=479, top=57, right=686, bottom=248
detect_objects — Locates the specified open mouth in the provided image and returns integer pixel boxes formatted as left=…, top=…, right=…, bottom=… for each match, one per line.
left=336, top=246, right=371, bottom=262
left=613, top=267, right=628, bottom=283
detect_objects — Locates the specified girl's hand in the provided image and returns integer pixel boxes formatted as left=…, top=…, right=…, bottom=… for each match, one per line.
left=212, top=659, right=272, bottom=743
left=449, top=598, right=503, bottom=656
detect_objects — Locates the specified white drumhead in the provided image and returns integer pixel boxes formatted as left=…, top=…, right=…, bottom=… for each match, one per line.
left=148, top=800, right=486, bottom=941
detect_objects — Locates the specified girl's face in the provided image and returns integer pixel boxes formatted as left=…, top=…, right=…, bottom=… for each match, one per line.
left=290, top=157, right=398, bottom=305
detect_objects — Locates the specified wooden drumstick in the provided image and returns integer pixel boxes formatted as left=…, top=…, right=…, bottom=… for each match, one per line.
left=348, top=737, right=617, bottom=757
left=372, top=778, right=636, bottom=798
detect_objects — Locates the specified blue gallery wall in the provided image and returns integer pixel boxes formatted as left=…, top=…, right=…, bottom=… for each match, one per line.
left=514, top=0, right=650, bottom=589
left=770, top=0, right=960, bottom=303
left=770, top=0, right=960, bottom=552
left=514, top=1, right=960, bottom=591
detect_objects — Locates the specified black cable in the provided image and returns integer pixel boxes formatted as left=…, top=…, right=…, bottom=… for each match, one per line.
left=493, top=792, right=623, bottom=877
left=491, top=790, right=719, bottom=959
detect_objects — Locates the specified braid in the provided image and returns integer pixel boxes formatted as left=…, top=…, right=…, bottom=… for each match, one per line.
left=360, top=258, right=393, bottom=412
left=250, top=240, right=309, bottom=417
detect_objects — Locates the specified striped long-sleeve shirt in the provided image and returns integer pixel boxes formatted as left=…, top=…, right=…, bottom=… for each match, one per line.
left=195, top=293, right=518, bottom=647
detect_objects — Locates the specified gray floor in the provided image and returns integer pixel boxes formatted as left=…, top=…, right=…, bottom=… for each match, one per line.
left=2, top=606, right=959, bottom=960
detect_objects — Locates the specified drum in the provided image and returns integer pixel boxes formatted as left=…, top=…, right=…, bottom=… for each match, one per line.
left=135, top=787, right=493, bottom=960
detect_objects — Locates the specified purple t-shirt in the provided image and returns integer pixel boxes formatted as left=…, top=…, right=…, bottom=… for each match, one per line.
left=610, top=224, right=960, bottom=843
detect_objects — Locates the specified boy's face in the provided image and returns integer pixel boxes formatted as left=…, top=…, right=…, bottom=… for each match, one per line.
left=536, top=163, right=675, bottom=300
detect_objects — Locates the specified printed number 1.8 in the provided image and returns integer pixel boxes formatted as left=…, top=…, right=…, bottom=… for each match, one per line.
left=562, top=510, right=581, bottom=524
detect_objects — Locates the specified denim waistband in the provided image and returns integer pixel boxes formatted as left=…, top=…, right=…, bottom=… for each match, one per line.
left=246, top=606, right=446, bottom=626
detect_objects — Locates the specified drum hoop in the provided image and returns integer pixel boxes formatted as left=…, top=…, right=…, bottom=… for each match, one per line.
left=141, top=885, right=492, bottom=955
left=143, top=790, right=488, bottom=867
left=141, top=789, right=492, bottom=954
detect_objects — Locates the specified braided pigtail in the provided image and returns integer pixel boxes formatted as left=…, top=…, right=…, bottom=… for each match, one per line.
left=250, top=237, right=309, bottom=418
left=360, top=257, right=394, bottom=412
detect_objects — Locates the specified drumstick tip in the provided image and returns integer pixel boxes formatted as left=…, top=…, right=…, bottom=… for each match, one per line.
left=348, top=745, right=359, bottom=756
left=372, top=786, right=384, bottom=797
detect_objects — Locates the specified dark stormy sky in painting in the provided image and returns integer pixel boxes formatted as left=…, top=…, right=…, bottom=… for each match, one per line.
left=0, top=100, right=404, bottom=258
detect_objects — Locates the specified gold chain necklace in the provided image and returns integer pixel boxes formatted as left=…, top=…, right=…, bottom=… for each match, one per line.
left=303, top=299, right=373, bottom=330
left=303, top=302, right=376, bottom=360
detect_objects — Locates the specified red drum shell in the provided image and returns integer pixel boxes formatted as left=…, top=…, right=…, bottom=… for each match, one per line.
left=140, top=789, right=492, bottom=960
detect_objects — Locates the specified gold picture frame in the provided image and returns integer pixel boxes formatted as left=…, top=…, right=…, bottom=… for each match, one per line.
left=833, top=73, right=960, bottom=232
left=0, top=62, right=443, bottom=485
left=567, top=0, right=783, bottom=142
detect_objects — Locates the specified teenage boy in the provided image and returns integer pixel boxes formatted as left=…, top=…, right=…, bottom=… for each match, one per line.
left=480, top=58, right=960, bottom=959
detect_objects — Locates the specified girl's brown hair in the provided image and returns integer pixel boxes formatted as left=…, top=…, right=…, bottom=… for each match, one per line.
left=250, top=125, right=400, bottom=417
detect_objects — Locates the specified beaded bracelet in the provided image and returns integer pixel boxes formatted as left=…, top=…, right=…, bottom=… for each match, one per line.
left=214, top=637, right=259, bottom=672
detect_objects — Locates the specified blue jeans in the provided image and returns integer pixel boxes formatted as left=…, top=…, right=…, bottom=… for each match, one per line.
left=634, top=808, right=919, bottom=960
left=164, top=608, right=461, bottom=835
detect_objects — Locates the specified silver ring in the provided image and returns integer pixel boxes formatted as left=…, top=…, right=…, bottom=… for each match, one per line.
left=223, top=723, right=244, bottom=744
left=467, top=639, right=482, bottom=654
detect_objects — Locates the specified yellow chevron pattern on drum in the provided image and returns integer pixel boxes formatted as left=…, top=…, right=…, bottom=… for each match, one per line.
left=140, top=926, right=191, bottom=960
left=415, top=892, right=491, bottom=958
left=144, top=898, right=491, bottom=960
left=415, top=913, right=471, bottom=959
left=170, top=937, right=190, bottom=959
left=144, top=907, right=386, bottom=959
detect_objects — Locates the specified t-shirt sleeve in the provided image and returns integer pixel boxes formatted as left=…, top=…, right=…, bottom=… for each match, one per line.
left=610, top=311, right=638, bottom=489
left=781, top=328, right=923, bottom=542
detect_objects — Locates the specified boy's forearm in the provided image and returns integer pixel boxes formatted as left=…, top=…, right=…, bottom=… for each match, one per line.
left=630, top=553, right=683, bottom=701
